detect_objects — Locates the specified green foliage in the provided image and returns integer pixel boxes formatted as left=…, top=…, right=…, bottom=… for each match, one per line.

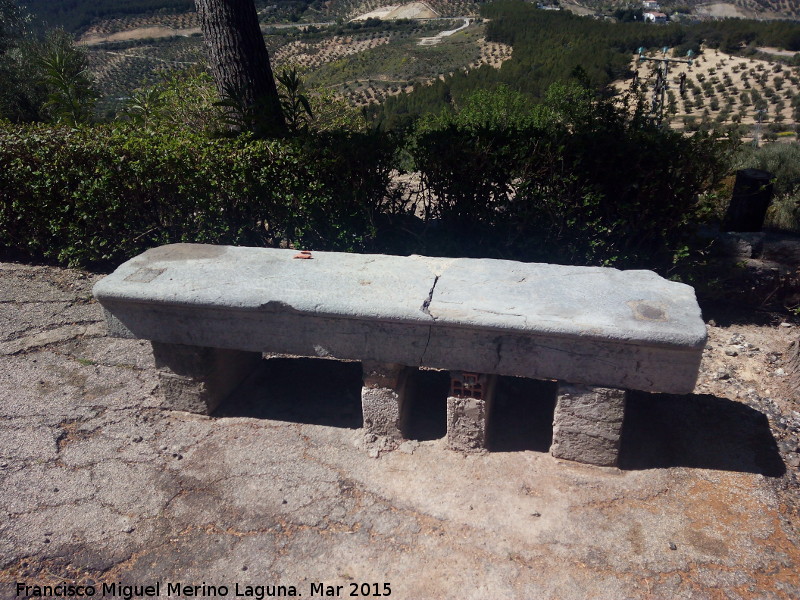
left=0, top=121, right=398, bottom=266
left=736, top=142, right=800, bottom=195
left=120, top=69, right=225, bottom=134
left=0, top=71, right=731, bottom=275
left=1, top=19, right=98, bottom=125
left=735, top=142, right=800, bottom=231
left=120, top=67, right=364, bottom=136
left=416, top=85, right=540, bottom=132
left=306, top=87, right=368, bottom=132
left=0, top=1, right=45, bottom=122
left=121, top=85, right=165, bottom=129
left=213, top=82, right=279, bottom=138
left=0, top=40, right=48, bottom=122
left=0, top=0, right=25, bottom=52
left=37, top=30, right=98, bottom=125
left=277, top=67, right=314, bottom=134
left=408, top=83, right=730, bottom=268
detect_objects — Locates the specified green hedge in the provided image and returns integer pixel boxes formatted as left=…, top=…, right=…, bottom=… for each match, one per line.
left=409, top=85, right=730, bottom=269
left=0, top=122, right=397, bottom=266
left=0, top=86, right=730, bottom=272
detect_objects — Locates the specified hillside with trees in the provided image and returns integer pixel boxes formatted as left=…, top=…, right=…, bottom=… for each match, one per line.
left=372, top=1, right=800, bottom=126
left=1, top=7, right=798, bottom=594
left=2, top=0, right=799, bottom=272
left=21, top=0, right=195, bottom=33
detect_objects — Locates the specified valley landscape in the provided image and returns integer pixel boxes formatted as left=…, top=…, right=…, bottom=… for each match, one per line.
left=37, top=0, right=796, bottom=141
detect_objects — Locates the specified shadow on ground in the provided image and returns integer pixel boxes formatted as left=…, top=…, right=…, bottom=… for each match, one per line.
left=217, top=357, right=784, bottom=477
left=217, top=357, right=364, bottom=428
left=619, top=391, right=785, bottom=477
left=489, top=377, right=557, bottom=453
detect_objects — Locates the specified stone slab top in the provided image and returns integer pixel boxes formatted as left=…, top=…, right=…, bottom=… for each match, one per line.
left=93, top=244, right=444, bottom=325
left=93, top=244, right=707, bottom=350
left=428, top=258, right=707, bottom=348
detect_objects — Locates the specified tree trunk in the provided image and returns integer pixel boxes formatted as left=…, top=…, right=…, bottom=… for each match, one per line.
left=194, top=0, right=285, bottom=136
left=789, top=336, right=799, bottom=397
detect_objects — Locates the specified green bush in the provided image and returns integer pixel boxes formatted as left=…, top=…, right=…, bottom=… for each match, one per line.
left=0, top=82, right=732, bottom=274
left=409, top=84, right=729, bottom=268
left=735, top=142, right=800, bottom=232
left=0, top=122, right=397, bottom=266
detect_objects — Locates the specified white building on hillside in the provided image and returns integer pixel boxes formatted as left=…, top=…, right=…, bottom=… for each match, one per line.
left=643, top=11, right=667, bottom=23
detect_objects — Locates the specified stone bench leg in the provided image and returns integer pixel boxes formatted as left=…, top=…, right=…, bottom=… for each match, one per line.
left=361, top=362, right=412, bottom=439
left=550, top=383, right=627, bottom=467
left=151, top=342, right=262, bottom=414
left=447, top=372, right=497, bottom=452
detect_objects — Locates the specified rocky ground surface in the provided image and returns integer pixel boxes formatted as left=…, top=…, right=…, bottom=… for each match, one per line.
left=0, top=259, right=798, bottom=599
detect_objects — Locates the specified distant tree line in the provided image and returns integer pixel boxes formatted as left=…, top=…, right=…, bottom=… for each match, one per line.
left=20, top=0, right=195, bottom=33
left=19, top=0, right=319, bottom=34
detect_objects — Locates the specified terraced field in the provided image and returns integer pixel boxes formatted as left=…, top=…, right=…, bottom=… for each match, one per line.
left=272, top=33, right=396, bottom=70
left=719, top=0, right=800, bottom=18
left=79, top=12, right=200, bottom=39
left=270, top=21, right=510, bottom=106
left=616, top=47, right=800, bottom=140
left=331, top=0, right=479, bottom=20
left=85, top=15, right=510, bottom=113
left=86, top=36, right=204, bottom=111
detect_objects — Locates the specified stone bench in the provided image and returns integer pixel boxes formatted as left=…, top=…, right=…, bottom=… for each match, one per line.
left=92, top=243, right=707, bottom=466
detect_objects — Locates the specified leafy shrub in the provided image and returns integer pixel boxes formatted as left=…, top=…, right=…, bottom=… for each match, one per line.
left=1, top=28, right=97, bottom=125
left=120, top=69, right=224, bottom=134
left=0, top=122, right=397, bottom=266
left=409, top=84, right=729, bottom=269
left=36, top=30, right=97, bottom=125
left=735, top=142, right=800, bottom=232
left=1, top=81, right=732, bottom=275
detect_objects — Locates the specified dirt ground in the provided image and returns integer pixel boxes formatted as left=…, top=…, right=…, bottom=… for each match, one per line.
left=0, top=258, right=798, bottom=599
left=694, top=2, right=756, bottom=19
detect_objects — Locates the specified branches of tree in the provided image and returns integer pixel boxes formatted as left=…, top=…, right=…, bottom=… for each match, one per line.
left=1, top=0, right=26, bottom=50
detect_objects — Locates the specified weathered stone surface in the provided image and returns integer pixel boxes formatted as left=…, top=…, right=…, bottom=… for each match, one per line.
left=94, top=244, right=706, bottom=394
left=424, top=259, right=705, bottom=393
left=446, top=373, right=497, bottom=452
left=361, top=362, right=411, bottom=439
left=152, top=342, right=261, bottom=414
left=0, top=322, right=105, bottom=355
left=551, top=384, right=627, bottom=467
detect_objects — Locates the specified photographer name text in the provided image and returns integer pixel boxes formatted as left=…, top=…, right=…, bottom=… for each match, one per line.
left=16, top=581, right=392, bottom=600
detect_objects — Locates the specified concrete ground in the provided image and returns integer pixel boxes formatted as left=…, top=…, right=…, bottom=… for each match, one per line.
left=1, top=260, right=798, bottom=599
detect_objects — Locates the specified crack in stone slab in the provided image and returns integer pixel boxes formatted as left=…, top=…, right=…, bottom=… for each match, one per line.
left=494, top=338, right=504, bottom=371
left=418, top=276, right=440, bottom=366
left=420, top=275, right=440, bottom=318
